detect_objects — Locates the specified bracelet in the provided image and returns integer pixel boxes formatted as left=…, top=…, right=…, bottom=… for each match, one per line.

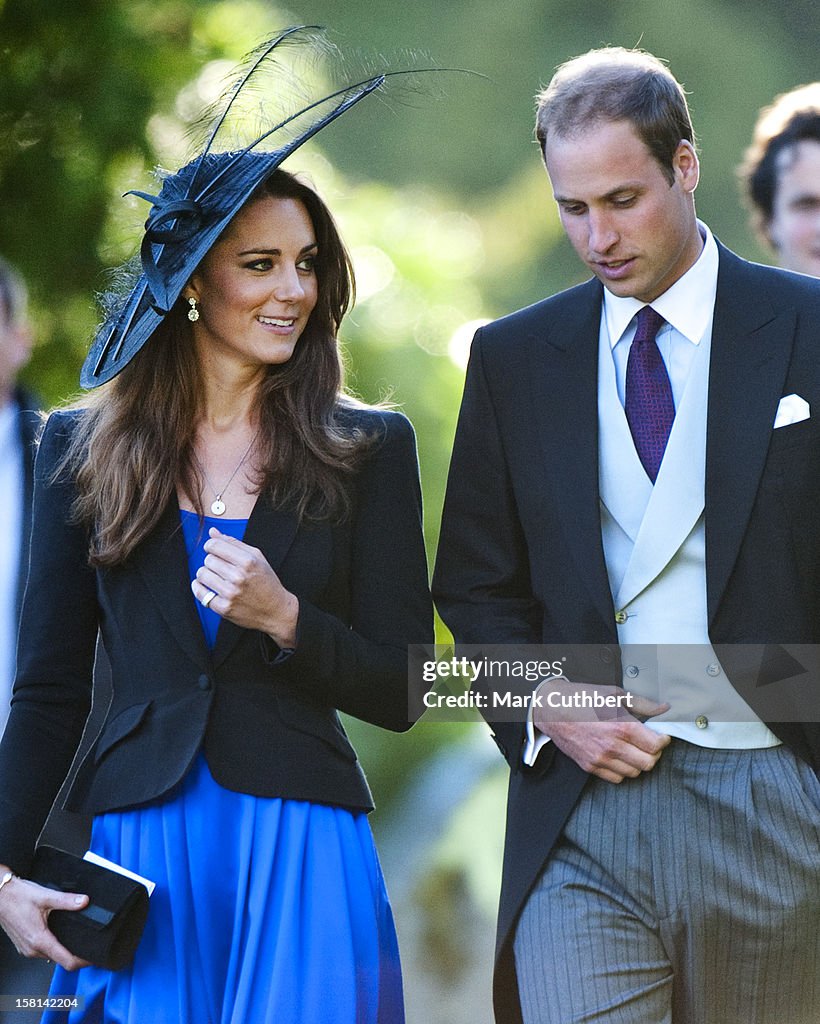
left=0, top=870, right=15, bottom=895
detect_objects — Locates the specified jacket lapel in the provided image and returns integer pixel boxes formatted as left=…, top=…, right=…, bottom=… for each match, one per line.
left=134, top=491, right=302, bottom=670
left=615, top=325, right=710, bottom=609
left=705, top=244, right=797, bottom=625
left=528, top=278, right=616, bottom=634
left=133, top=495, right=211, bottom=670
left=210, top=493, right=301, bottom=668
left=597, top=325, right=654, bottom=546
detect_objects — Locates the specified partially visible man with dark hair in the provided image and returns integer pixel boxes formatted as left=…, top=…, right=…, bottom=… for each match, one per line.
left=739, top=82, right=820, bottom=276
left=0, top=255, right=36, bottom=735
left=0, top=255, right=53, bottom=1017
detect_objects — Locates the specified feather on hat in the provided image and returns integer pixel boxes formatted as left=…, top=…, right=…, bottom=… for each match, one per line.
left=81, top=26, right=397, bottom=388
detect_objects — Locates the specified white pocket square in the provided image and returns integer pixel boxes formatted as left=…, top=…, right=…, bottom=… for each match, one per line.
left=774, top=394, right=810, bottom=429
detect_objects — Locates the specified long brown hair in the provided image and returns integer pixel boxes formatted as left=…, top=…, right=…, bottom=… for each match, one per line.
left=65, top=169, right=371, bottom=567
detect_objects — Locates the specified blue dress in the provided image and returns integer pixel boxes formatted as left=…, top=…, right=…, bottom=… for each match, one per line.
left=43, top=512, right=404, bottom=1024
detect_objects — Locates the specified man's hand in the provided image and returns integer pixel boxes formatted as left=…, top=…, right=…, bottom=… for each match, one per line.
left=532, top=676, right=671, bottom=783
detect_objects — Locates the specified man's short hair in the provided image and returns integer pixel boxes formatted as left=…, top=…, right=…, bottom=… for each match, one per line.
left=535, top=47, right=695, bottom=185
left=0, top=255, right=27, bottom=327
left=739, top=83, right=820, bottom=232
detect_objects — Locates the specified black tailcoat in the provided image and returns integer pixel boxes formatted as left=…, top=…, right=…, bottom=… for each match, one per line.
left=434, top=244, right=820, bottom=1024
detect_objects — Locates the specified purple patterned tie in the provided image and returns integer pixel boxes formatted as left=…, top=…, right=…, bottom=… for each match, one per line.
left=624, top=306, right=674, bottom=483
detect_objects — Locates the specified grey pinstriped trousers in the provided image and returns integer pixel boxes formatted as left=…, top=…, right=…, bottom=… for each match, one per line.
left=514, top=742, right=820, bottom=1023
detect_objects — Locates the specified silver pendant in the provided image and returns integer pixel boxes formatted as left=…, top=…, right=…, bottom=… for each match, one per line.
left=210, top=497, right=226, bottom=516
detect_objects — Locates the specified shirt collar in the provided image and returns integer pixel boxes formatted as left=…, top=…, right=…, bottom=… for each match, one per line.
left=604, top=221, right=719, bottom=348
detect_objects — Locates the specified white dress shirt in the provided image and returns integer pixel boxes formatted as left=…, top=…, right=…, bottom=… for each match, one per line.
left=0, top=399, right=24, bottom=736
left=525, top=224, right=779, bottom=764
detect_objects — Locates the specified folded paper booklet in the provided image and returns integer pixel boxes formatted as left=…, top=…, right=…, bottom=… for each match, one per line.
left=31, top=846, right=153, bottom=970
left=83, top=851, right=156, bottom=896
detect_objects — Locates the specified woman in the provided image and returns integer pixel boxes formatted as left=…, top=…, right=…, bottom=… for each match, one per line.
left=0, top=35, right=433, bottom=1024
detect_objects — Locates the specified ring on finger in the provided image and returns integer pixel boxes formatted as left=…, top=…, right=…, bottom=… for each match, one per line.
left=201, top=589, right=217, bottom=609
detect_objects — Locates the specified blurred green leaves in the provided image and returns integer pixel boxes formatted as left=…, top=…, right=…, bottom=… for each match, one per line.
left=2, top=0, right=818, bottom=812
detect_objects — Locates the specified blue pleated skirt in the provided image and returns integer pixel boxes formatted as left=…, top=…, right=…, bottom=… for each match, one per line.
left=43, top=754, right=404, bottom=1024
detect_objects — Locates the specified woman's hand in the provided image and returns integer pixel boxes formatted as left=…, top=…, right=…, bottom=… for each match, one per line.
left=0, top=873, right=91, bottom=971
left=191, top=528, right=299, bottom=649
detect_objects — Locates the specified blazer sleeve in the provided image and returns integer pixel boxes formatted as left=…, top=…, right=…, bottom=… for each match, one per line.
left=266, top=410, right=434, bottom=732
left=432, top=329, right=542, bottom=767
left=0, top=411, right=97, bottom=874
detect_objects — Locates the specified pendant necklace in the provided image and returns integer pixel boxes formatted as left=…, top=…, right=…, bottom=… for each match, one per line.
left=195, top=432, right=259, bottom=517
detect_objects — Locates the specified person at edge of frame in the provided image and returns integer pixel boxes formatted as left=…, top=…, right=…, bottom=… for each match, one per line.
left=739, top=81, right=820, bottom=278
left=434, top=46, right=820, bottom=1024
left=0, top=254, right=37, bottom=739
left=0, top=256, right=59, bottom=1015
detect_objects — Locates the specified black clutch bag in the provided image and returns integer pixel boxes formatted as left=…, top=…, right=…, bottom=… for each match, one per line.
left=30, top=846, right=150, bottom=971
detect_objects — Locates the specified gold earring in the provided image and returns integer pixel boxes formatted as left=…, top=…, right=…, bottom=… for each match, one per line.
left=187, top=297, right=200, bottom=322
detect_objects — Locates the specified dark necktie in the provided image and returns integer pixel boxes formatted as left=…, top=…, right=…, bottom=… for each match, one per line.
left=624, top=306, right=674, bottom=483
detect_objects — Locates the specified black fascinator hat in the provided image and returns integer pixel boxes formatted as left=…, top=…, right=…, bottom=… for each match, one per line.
left=81, top=26, right=394, bottom=388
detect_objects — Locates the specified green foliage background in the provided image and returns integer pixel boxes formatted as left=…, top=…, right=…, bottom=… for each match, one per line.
left=1, top=0, right=817, bottom=886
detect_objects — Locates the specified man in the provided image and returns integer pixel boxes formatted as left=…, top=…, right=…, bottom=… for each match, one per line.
left=0, top=256, right=36, bottom=735
left=739, top=82, right=820, bottom=277
left=0, top=257, right=54, bottom=1014
left=434, top=48, right=820, bottom=1024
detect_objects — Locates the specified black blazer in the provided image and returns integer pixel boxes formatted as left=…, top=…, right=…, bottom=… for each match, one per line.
left=433, top=243, right=820, bottom=1024
left=0, top=405, right=432, bottom=875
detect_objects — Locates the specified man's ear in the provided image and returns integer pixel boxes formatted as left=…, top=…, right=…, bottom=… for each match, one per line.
left=764, top=216, right=781, bottom=252
left=674, top=140, right=700, bottom=194
left=8, top=323, right=34, bottom=374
